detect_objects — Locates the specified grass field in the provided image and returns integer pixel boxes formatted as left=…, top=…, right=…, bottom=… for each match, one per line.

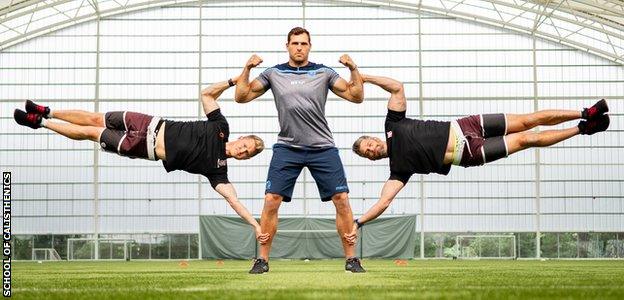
left=13, top=259, right=624, bottom=299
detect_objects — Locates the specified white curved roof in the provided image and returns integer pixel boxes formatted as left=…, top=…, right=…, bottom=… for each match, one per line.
left=1, top=0, right=623, bottom=64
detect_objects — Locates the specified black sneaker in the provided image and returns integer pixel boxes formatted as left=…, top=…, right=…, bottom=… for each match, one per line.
left=345, top=257, right=366, bottom=273
left=578, top=114, right=609, bottom=135
left=582, top=99, right=608, bottom=120
left=249, top=258, right=269, bottom=274
left=25, top=100, right=51, bottom=119
left=14, top=109, right=42, bottom=129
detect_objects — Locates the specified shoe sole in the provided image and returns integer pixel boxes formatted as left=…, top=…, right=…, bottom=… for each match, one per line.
left=25, top=100, right=38, bottom=114
left=599, top=99, right=609, bottom=114
left=602, top=115, right=610, bottom=131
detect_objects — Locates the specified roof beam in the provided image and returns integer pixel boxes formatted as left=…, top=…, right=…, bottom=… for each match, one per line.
left=1, top=0, right=73, bottom=23
left=0, top=0, right=42, bottom=17
left=0, top=0, right=184, bottom=50
left=1, top=0, right=622, bottom=65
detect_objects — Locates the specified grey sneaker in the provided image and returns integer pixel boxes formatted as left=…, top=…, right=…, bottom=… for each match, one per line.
left=249, top=258, right=269, bottom=274
left=345, top=257, right=366, bottom=273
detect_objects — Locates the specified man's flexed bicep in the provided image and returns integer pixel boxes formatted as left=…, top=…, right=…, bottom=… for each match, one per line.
left=330, top=54, right=364, bottom=103
left=362, top=74, right=406, bottom=112
left=235, top=54, right=269, bottom=103
left=200, top=77, right=238, bottom=115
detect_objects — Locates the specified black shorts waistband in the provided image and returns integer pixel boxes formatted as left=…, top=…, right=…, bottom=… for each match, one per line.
left=154, top=119, right=164, bottom=136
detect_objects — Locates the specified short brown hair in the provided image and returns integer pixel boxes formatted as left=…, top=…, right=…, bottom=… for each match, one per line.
left=352, top=135, right=372, bottom=158
left=244, top=135, right=265, bottom=158
left=287, top=27, right=311, bottom=43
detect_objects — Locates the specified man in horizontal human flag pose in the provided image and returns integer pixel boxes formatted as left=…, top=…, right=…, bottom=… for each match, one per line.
left=14, top=77, right=271, bottom=244
left=346, top=74, right=609, bottom=242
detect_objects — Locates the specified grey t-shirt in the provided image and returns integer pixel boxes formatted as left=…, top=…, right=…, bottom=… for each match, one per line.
left=257, top=62, right=340, bottom=148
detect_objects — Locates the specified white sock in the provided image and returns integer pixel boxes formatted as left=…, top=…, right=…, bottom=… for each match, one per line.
left=48, top=110, right=54, bottom=119
left=40, top=118, right=48, bottom=128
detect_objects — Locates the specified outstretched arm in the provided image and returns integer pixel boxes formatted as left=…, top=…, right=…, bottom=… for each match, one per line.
left=214, top=183, right=270, bottom=244
left=331, top=54, right=364, bottom=103
left=200, top=76, right=238, bottom=115
left=362, top=74, right=406, bottom=112
left=344, top=180, right=405, bottom=244
left=234, top=54, right=268, bottom=103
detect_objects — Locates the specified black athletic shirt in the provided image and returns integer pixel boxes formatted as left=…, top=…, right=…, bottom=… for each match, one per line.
left=162, top=109, right=229, bottom=188
left=385, top=109, right=451, bottom=184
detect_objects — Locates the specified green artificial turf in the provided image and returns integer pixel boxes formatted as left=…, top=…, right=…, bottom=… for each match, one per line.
left=12, top=259, right=624, bottom=299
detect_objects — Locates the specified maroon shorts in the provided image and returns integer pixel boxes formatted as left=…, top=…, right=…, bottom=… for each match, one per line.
left=456, top=114, right=508, bottom=167
left=99, top=111, right=162, bottom=160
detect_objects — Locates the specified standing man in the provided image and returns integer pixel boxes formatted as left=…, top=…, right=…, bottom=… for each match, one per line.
left=235, top=27, right=365, bottom=273
left=14, top=78, right=270, bottom=244
left=345, top=74, right=609, bottom=243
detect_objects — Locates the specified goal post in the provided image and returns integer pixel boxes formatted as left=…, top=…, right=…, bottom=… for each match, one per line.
left=67, top=238, right=95, bottom=260
left=31, top=248, right=62, bottom=261
left=67, top=238, right=134, bottom=260
left=455, top=235, right=517, bottom=259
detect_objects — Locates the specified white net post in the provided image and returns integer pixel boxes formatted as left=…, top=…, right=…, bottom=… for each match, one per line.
left=67, top=238, right=95, bottom=260
left=31, top=248, right=62, bottom=261
left=455, top=235, right=516, bottom=259
left=68, top=238, right=133, bottom=260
